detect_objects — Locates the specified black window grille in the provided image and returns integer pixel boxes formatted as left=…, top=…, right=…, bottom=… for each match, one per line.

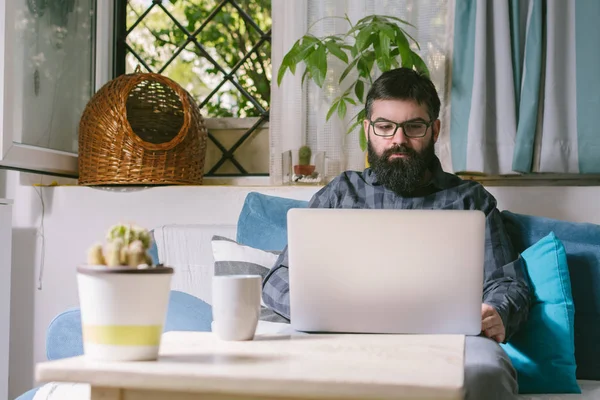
left=115, top=0, right=271, bottom=177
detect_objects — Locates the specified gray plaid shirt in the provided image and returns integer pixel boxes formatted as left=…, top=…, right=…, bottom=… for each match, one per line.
left=262, top=156, right=530, bottom=341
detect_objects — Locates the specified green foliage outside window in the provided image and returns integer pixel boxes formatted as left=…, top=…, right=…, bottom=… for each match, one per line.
left=126, top=0, right=271, bottom=118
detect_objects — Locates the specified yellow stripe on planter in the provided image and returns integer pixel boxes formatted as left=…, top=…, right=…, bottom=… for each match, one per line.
left=83, top=325, right=162, bottom=346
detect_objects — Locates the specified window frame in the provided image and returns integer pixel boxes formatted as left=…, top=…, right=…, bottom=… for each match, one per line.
left=115, top=0, right=273, bottom=180
left=0, top=0, right=111, bottom=178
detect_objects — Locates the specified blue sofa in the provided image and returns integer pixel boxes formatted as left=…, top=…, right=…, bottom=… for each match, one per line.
left=16, top=192, right=600, bottom=399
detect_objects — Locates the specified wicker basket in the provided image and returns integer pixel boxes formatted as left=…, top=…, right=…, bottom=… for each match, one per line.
left=78, top=71, right=207, bottom=185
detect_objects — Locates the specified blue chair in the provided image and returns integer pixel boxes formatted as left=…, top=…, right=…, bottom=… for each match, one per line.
left=15, top=290, right=213, bottom=399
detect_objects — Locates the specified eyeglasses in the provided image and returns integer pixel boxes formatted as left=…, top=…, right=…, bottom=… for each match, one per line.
left=368, top=118, right=433, bottom=138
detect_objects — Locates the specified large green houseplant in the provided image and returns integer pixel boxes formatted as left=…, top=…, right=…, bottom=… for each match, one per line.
left=277, top=15, right=429, bottom=151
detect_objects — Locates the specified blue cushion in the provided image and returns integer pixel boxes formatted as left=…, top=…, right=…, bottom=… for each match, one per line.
left=501, top=211, right=600, bottom=380
left=14, top=387, right=39, bottom=400
left=236, top=192, right=309, bottom=251
left=46, top=307, right=84, bottom=360
left=46, top=291, right=212, bottom=361
left=501, top=232, right=580, bottom=393
left=163, top=290, right=213, bottom=332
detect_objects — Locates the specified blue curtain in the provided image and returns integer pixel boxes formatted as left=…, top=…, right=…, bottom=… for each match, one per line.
left=449, top=0, right=600, bottom=174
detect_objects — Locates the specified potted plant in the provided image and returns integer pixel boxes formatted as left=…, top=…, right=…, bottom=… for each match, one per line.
left=288, top=145, right=325, bottom=184
left=77, top=224, right=173, bottom=361
left=294, top=145, right=315, bottom=176
left=277, top=15, right=429, bottom=151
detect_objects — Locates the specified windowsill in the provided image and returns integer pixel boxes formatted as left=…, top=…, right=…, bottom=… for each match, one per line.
left=202, top=176, right=328, bottom=188
left=202, top=176, right=272, bottom=186
left=460, top=173, right=600, bottom=187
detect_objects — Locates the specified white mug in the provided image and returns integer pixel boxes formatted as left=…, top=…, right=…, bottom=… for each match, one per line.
left=212, top=275, right=262, bottom=341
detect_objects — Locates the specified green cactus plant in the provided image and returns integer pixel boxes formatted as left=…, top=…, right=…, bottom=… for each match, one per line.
left=294, top=145, right=316, bottom=177
left=87, top=243, right=106, bottom=265
left=87, top=223, right=154, bottom=268
left=299, top=145, right=312, bottom=166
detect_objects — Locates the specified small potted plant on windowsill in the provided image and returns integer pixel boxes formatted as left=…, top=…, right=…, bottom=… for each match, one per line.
left=277, top=14, right=429, bottom=151
left=294, top=145, right=315, bottom=176
left=289, top=145, right=324, bottom=184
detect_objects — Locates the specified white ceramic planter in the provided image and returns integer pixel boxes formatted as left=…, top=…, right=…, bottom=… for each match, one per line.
left=77, top=265, right=173, bottom=361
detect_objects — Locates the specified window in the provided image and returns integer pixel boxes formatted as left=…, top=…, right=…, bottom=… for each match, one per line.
left=116, top=0, right=272, bottom=177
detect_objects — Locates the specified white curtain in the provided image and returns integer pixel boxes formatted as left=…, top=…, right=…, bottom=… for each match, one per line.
left=270, top=0, right=450, bottom=184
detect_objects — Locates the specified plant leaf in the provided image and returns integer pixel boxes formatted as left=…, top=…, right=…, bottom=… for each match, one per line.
left=380, top=24, right=396, bottom=42
left=375, top=30, right=391, bottom=71
left=355, top=27, right=373, bottom=52
left=308, top=44, right=327, bottom=87
left=379, top=30, right=391, bottom=59
left=353, top=15, right=377, bottom=30
left=400, top=28, right=421, bottom=51
left=359, top=125, right=368, bottom=151
left=294, top=36, right=319, bottom=65
left=381, top=15, right=416, bottom=29
left=355, top=79, right=364, bottom=102
left=277, top=40, right=302, bottom=86
left=301, top=68, right=310, bottom=85
left=358, top=51, right=375, bottom=77
left=325, top=40, right=349, bottom=63
left=411, top=51, right=430, bottom=77
left=348, top=108, right=367, bottom=131
left=357, top=108, right=366, bottom=120
left=356, top=109, right=367, bottom=129
left=346, top=18, right=368, bottom=36
left=346, top=120, right=361, bottom=136
left=326, top=99, right=340, bottom=121
left=337, top=98, right=347, bottom=120
left=357, top=56, right=369, bottom=78
left=394, top=27, right=413, bottom=68
left=277, top=64, right=289, bottom=87
left=339, top=56, right=360, bottom=83
left=344, top=97, right=357, bottom=106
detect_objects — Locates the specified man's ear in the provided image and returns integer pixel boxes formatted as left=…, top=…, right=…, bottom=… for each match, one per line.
left=432, top=119, right=441, bottom=143
left=363, top=119, right=370, bottom=143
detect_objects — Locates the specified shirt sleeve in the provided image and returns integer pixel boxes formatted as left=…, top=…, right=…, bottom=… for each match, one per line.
left=261, top=182, right=336, bottom=320
left=481, top=206, right=531, bottom=342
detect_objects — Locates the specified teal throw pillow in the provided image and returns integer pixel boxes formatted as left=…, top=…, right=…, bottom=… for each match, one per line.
left=501, top=210, right=600, bottom=379
left=501, top=232, right=580, bottom=394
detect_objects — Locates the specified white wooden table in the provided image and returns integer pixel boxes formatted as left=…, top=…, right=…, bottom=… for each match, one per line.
left=36, top=331, right=465, bottom=400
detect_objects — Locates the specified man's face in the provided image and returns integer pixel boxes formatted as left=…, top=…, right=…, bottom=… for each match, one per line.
left=363, top=99, right=440, bottom=196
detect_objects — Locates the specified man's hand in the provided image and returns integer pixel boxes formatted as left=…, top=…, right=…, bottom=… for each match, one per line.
left=481, top=303, right=506, bottom=343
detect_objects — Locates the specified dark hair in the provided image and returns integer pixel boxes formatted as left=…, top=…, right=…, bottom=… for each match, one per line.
left=364, top=68, right=440, bottom=121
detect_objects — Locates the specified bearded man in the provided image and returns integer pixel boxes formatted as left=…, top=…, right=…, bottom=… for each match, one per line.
left=263, top=67, right=530, bottom=400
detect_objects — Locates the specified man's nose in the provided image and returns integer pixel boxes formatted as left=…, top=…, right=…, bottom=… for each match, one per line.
left=390, top=127, right=409, bottom=146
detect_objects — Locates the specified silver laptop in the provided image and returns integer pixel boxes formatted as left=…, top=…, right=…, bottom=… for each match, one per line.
left=287, top=208, right=485, bottom=335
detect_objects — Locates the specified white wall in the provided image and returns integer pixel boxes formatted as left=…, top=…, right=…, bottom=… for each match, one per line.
left=2, top=171, right=77, bottom=399
left=3, top=171, right=600, bottom=397
left=0, top=199, right=12, bottom=400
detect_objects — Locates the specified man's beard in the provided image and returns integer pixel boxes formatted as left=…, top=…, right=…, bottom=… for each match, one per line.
left=367, top=138, right=435, bottom=196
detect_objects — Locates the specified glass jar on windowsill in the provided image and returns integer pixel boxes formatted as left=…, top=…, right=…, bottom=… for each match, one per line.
left=282, top=146, right=325, bottom=185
